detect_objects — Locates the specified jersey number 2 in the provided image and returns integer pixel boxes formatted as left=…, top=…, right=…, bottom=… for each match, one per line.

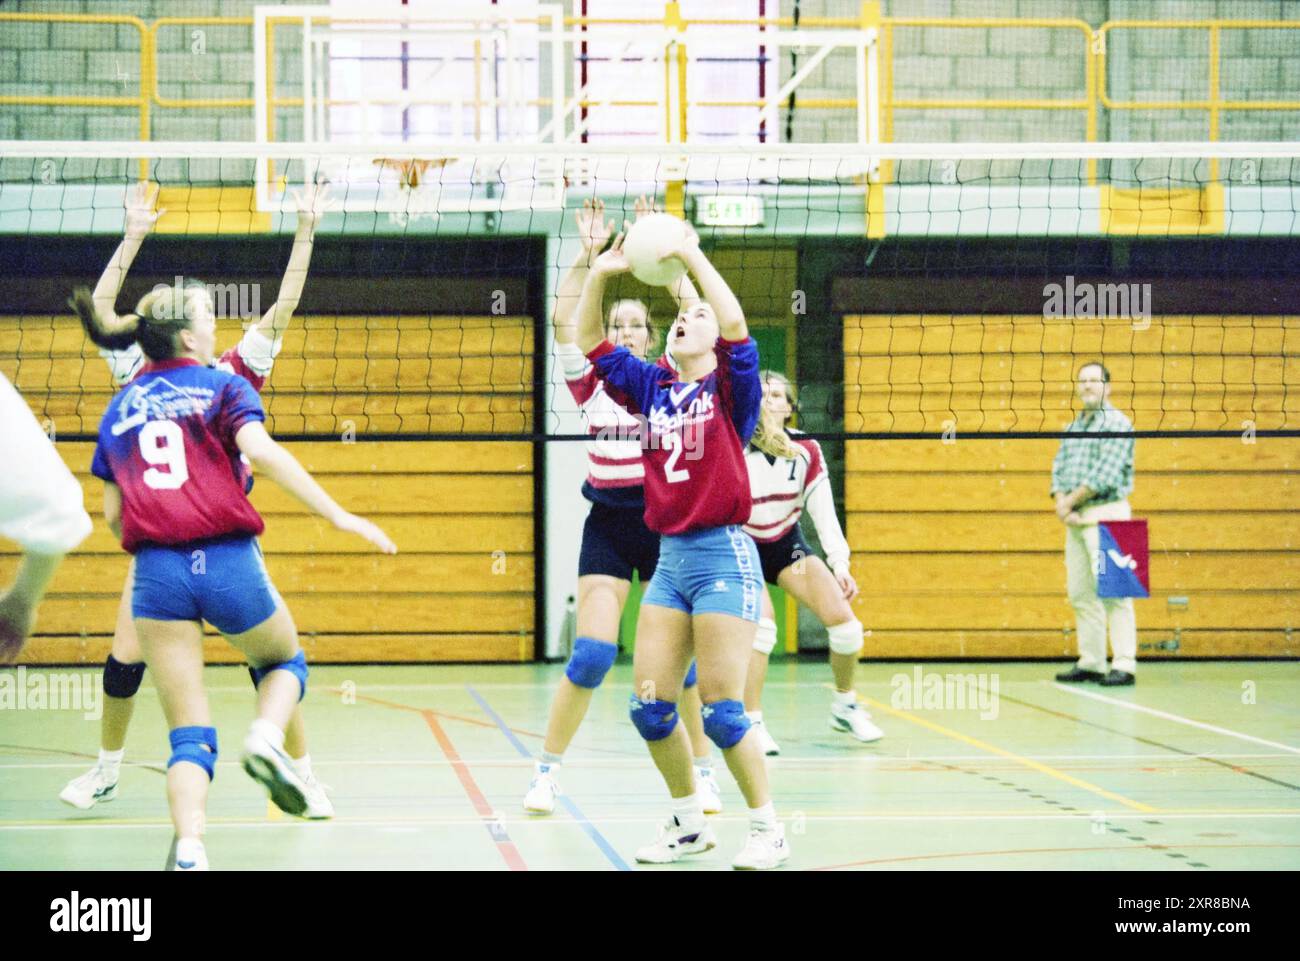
left=140, top=420, right=190, bottom=490
left=662, top=432, right=690, bottom=484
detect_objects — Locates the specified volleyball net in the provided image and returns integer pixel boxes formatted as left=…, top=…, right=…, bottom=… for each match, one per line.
left=1, top=139, right=1297, bottom=440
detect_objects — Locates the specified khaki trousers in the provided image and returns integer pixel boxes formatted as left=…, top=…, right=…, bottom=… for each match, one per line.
left=1064, top=498, right=1137, bottom=675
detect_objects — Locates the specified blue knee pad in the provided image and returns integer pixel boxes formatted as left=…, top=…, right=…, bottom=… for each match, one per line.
left=702, top=699, right=751, bottom=749
left=168, top=726, right=218, bottom=780
left=565, top=637, right=618, bottom=689
left=628, top=696, right=679, bottom=742
left=683, top=660, right=698, bottom=688
left=103, top=655, right=146, bottom=699
left=249, top=650, right=308, bottom=701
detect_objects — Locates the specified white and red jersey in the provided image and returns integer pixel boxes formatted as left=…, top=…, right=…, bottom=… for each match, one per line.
left=743, top=429, right=851, bottom=573
left=587, top=336, right=761, bottom=537
left=100, top=326, right=280, bottom=392
left=557, top=340, right=645, bottom=508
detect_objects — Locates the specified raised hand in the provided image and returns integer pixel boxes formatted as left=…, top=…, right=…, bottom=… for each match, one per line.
left=634, top=194, right=658, bottom=220
left=123, top=181, right=163, bottom=240
left=576, top=198, right=615, bottom=255
left=592, top=224, right=632, bottom=277
left=289, top=181, right=336, bottom=231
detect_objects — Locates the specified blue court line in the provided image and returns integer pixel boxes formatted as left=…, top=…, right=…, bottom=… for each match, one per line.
left=465, top=684, right=633, bottom=872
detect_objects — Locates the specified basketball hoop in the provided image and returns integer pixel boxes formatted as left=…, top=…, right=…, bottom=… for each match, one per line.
left=373, top=157, right=455, bottom=189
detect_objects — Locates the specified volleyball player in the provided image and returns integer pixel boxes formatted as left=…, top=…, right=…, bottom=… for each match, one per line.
left=82, top=278, right=394, bottom=870
left=576, top=225, right=788, bottom=869
left=525, top=198, right=722, bottom=815
left=60, top=181, right=337, bottom=817
left=742, top=371, right=882, bottom=755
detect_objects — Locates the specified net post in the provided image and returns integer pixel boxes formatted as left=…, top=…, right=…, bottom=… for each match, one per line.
left=664, top=1, right=687, bottom=217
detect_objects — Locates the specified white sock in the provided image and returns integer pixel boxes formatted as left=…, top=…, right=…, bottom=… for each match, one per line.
left=98, top=748, right=125, bottom=775
left=745, top=710, right=764, bottom=724
left=693, top=757, right=714, bottom=776
left=749, top=801, right=778, bottom=831
left=292, top=753, right=313, bottom=780
left=250, top=718, right=285, bottom=751
left=536, top=757, right=561, bottom=775
left=833, top=689, right=857, bottom=707
left=672, top=792, right=705, bottom=828
left=175, top=837, right=205, bottom=864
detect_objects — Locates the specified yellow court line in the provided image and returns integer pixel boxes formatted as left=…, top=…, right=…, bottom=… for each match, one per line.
left=862, top=695, right=1159, bottom=812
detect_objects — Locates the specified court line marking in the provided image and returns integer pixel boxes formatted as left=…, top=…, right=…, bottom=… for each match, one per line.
left=420, top=709, right=529, bottom=871
left=863, top=696, right=1159, bottom=812
left=811, top=842, right=1300, bottom=871
left=2, top=810, right=1296, bottom=831
left=1054, top=684, right=1300, bottom=755
left=4, top=752, right=1297, bottom=770
left=465, top=684, right=631, bottom=872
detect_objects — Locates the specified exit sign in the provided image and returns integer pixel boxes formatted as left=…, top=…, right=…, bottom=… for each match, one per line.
left=696, top=195, right=764, bottom=227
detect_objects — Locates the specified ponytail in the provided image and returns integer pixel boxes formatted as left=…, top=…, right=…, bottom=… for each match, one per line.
left=68, top=286, right=139, bottom=351
left=68, top=283, right=200, bottom=361
left=750, top=416, right=802, bottom=460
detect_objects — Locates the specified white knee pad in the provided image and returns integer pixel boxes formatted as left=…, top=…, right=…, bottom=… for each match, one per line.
left=827, top=620, right=864, bottom=656
left=753, top=618, right=778, bottom=656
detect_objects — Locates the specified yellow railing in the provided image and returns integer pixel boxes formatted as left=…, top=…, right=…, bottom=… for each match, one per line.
left=4, top=9, right=1299, bottom=157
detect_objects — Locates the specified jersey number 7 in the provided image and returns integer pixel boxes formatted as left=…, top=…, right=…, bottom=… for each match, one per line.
left=140, top=420, right=190, bottom=490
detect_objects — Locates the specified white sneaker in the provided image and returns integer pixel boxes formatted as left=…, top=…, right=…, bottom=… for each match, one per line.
left=697, top=768, right=723, bottom=814
left=634, top=816, right=717, bottom=864
left=732, top=824, right=791, bottom=870
left=522, top=764, right=560, bottom=815
left=59, top=763, right=118, bottom=810
left=751, top=719, right=781, bottom=756
left=173, top=841, right=209, bottom=872
left=830, top=700, right=884, bottom=742
left=241, top=730, right=308, bottom=817
left=300, top=772, right=335, bottom=819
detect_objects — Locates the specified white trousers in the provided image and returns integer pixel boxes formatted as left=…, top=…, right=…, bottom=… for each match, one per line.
left=1064, top=499, right=1137, bottom=675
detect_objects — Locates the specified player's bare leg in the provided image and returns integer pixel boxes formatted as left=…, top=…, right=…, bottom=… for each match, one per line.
left=61, top=571, right=138, bottom=809
left=136, top=617, right=212, bottom=870
left=694, top=610, right=788, bottom=869
left=631, top=603, right=711, bottom=863
left=778, top=559, right=881, bottom=742
left=742, top=589, right=782, bottom=755
left=524, top=574, right=629, bottom=813
left=228, top=605, right=312, bottom=818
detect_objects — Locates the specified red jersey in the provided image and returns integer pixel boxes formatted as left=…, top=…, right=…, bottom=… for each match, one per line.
left=587, top=336, right=761, bottom=536
left=90, top=358, right=266, bottom=552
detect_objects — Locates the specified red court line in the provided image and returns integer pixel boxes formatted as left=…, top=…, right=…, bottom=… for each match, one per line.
left=420, top=710, right=529, bottom=872
left=334, top=687, right=639, bottom=757
left=335, top=689, right=527, bottom=869
left=812, top=843, right=1300, bottom=871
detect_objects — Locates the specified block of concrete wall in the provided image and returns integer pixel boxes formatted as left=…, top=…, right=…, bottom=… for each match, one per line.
left=155, top=51, right=221, bottom=84
left=153, top=116, right=221, bottom=141
left=951, top=56, right=1012, bottom=90
left=989, top=27, right=1051, bottom=57
left=0, top=50, right=18, bottom=83
left=50, top=23, right=119, bottom=51
left=1246, top=29, right=1298, bottom=58
left=1220, top=57, right=1282, bottom=94
left=924, top=27, right=989, bottom=57
left=20, top=50, right=87, bottom=84
left=1017, top=56, right=1082, bottom=90
left=20, top=113, right=88, bottom=140
left=86, top=114, right=141, bottom=141
left=893, top=55, right=954, bottom=88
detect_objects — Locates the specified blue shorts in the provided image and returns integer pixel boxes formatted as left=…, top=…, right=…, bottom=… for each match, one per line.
left=640, top=525, right=762, bottom=623
left=133, top=536, right=282, bottom=635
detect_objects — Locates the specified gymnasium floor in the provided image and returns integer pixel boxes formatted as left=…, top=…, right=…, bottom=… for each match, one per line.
left=1, top=661, right=1297, bottom=871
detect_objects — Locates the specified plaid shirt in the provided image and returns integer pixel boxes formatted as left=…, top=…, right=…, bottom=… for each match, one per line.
left=1050, top=402, right=1135, bottom=506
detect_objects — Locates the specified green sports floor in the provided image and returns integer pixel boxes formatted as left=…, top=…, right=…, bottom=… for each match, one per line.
left=2, top=661, right=1297, bottom=871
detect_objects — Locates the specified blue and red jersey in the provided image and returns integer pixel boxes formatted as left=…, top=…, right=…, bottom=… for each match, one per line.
left=586, top=336, right=761, bottom=536
left=91, top=358, right=266, bottom=553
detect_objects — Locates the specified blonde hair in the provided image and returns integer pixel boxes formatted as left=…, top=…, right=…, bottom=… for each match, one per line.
left=750, top=370, right=802, bottom=460
left=69, top=281, right=208, bottom=361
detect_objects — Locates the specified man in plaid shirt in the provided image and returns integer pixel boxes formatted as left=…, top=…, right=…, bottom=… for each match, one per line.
left=1050, top=362, right=1138, bottom=687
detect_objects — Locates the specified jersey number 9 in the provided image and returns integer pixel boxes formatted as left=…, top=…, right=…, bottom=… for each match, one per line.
left=140, top=420, right=190, bottom=490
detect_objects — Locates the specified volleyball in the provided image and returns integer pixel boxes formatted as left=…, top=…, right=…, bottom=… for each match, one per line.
left=622, top=213, right=689, bottom=287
